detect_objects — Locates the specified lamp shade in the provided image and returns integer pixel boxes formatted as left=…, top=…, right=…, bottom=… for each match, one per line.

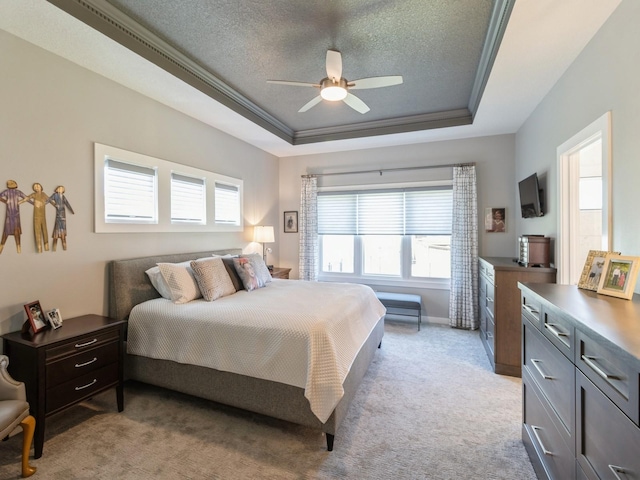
left=254, top=225, right=274, bottom=243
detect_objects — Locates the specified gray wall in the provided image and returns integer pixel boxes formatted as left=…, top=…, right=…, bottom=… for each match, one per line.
left=514, top=0, right=639, bottom=285
left=0, top=31, right=279, bottom=343
left=279, top=134, right=516, bottom=321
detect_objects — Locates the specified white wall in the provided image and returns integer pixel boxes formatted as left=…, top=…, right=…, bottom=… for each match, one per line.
left=515, top=0, right=640, bottom=281
left=279, top=134, right=516, bottom=320
left=0, top=31, right=279, bottom=344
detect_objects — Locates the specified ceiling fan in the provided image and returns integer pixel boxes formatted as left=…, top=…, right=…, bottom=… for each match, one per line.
left=267, top=50, right=403, bottom=114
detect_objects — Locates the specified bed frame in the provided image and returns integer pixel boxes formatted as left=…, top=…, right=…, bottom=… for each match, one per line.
left=108, top=249, right=384, bottom=451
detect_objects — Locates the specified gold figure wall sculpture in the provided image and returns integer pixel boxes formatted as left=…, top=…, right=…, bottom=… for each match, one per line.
left=19, top=183, right=51, bottom=253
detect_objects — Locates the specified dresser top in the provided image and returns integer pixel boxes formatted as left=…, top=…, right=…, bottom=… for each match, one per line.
left=519, top=283, right=640, bottom=361
left=480, top=256, right=557, bottom=273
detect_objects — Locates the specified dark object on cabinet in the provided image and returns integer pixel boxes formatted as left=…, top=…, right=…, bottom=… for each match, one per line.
left=479, top=257, right=556, bottom=377
left=519, top=235, right=550, bottom=267
left=519, top=283, right=640, bottom=480
left=2, top=315, right=125, bottom=458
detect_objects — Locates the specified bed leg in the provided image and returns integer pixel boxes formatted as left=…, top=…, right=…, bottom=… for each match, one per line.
left=378, top=341, right=382, bottom=348
left=326, top=433, right=334, bottom=451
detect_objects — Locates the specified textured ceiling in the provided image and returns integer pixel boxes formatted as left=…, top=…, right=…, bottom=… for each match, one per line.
left=46, top=0, right=511, bottom=144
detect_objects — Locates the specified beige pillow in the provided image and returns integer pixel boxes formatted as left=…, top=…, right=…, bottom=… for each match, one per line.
left=157, top=262, right=202, bottom=304
left=191, top=257, right=236, bottom=301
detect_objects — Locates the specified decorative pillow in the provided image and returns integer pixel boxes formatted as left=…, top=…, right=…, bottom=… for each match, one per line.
left=145, top=266, right=173, bottom=299
left=233, top=257, right=265, bottom=292
left=190, top=257, right=236, bottom=301
left=241, top=253, right=272, bottom=285
left=221, top=256, right=244, bottom=291
left=157, top=262, right=202, bottom=304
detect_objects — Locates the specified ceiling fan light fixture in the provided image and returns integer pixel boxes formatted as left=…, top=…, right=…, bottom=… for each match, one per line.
left=320, top=77, right=348, bottom=101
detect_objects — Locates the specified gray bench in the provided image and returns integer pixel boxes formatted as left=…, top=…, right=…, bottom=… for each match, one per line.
left=375, top=291, right=422, bottom=331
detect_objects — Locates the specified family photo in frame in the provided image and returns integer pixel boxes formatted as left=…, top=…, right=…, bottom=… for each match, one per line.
left=596, top=254, right=640, bottom=300
left=24, top=300, right=47, bottom=333
left=484, top=207, right=506, bottom=233
left=577, top=250, right=620, bottom=291
left=47, top=308, right=63, bottom=329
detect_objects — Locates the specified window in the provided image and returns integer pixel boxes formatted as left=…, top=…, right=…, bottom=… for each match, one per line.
left=318, top=185, right=452, bottom=283
left=94, top=143, right=243, bottom=233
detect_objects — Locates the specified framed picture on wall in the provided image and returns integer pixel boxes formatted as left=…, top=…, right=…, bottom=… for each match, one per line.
left=284, top=211, right=298, bottom=233
left=597, top=254, right=640, bottom=300
left=484, top=207, right=506, bottom=233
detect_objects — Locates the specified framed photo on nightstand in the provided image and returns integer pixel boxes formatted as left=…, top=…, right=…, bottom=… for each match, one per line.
left=24, top=300, right=47, bottom=333
left=46, top=308, right=63, bottom=329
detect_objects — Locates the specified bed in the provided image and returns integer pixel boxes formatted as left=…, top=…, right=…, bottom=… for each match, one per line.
left=108, top=249, right=385, bottom=450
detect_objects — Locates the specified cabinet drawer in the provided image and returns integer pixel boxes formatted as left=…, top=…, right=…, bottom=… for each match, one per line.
left=521, top=293, right=542, bottom=326
left=46, top=363, right=118, bottom=414
left=523, top=373, right=575, bottom=480
left=46, top=329, right=119, bottom=361
left=576, top=329, right=640, bottom=425
left=523, top=319, right=574, bottom=440
left=541, top=307, right=573, bottom=359
left=484, top=315, right=495, bottom=355
left=577, top=370, right=640, bottom=480
left=46, top=341, right=119, bottom=388
left=484, top=282, right=495, bottom=318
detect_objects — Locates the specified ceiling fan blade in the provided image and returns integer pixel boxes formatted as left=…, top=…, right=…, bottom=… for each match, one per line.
left=326, top=50, right=342, bottom=81
left=298, top=95, right=323, bottom=113
left=348, top=75, right=403, bottom=90
left=267, top=80, right=320, bottom=88
left=343, top=93, right=370, bottom=114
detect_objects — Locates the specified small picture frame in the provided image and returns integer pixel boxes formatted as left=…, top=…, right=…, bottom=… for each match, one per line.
left=24, top=300, right=48, bottom=333
left=484, top=207, right=506, bottom=233
left=284, top=211, right=298, bottom=233
left=597, top=254, right=640, bottom=300
left=46, top=308, right=63, bottom=329
left=578, top=250, right=620, bottom=291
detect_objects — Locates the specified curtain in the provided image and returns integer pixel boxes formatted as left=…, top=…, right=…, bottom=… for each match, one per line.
left=299, top=176, right=318, bottom=281
left=449, top=165, right=479, bottom=329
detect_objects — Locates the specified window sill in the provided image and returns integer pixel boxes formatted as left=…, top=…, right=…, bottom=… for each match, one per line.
left=318, top=273, right=451, bottom=290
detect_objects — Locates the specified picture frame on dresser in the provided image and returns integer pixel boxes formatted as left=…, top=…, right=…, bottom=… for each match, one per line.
left=46, top=308, right=63, bottom=329
left=578, top=249, right=621, bottom=291
left=24, top=300, right=47, bottom=333
left=597, top=253, right=640, bottom=300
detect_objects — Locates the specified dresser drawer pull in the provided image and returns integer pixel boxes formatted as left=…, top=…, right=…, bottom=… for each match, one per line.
left=75, top=379, right=97, bottom=391
left=522, top=304, right=539, bottom=316
left=75, top=357, right=98, bottom=368
left=581, top=355, right=620, bottom=381
left=486, top=297, right=493, bottom=304
left=531, top=426, right=553, bottom=456
left=486, top=332, right=494, bottom=339
left=608, top=464, right=629, bottom=480
left=75, top=338, right=98, bottom=348
left=531, top=359, right=555, bottom=380
left=545, top=323, right=569, bottom=338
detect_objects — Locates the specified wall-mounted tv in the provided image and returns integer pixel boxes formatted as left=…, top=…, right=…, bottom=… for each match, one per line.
left=519, top=173, right=544, bottom=218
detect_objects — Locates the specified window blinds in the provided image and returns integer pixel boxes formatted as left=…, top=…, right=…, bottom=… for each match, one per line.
left=104, top=159, right=157, bottom=223
left=215, top=182, right=241, bottom=225
left=318, top=187, right=452, bottom=235
left=171, top=173, right=206, bottom=223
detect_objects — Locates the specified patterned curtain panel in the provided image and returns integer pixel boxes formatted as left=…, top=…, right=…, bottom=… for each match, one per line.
left=449, top=165, right=479, bottom=329
left=299, top=176, right=318, bottom=281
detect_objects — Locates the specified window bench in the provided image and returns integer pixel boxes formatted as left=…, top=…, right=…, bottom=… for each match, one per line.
left=375, top=292, right=422, bottom=331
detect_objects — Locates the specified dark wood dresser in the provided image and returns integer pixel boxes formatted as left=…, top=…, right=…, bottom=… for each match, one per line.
left=2, top=314, right=125, bottom=458
left=479, top=257, right=556, bottom=377
left=519, top=283, right=640, bottom=480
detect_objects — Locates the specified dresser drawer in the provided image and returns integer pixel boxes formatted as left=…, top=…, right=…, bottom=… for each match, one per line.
left=521, top=292, right=542, bottom=326
left=523, top=373, right=575, bottom=480
left=46, top=363, right=118, bottom=414
left=46, top=341, right=119, bottom=388
left=541, top=306, right=574, bottom=359
left=484, top=315, right=495, bottom=355
left=46, top=329, right=120, bottom=361
left=576, top=328, right=640, bottom=425
left=484, top=281, right=495, bottom=318
left=523, top=319, right=574, bottom=440
left=577, top=370, right=640, bottom=480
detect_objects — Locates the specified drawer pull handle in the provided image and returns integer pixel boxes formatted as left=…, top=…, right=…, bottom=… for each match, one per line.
left=531, top=426, right=552, bottom=456
left=545, top=323, right=569, bottom=338
left=608, top=465, right=629, bottom=480
left=75, top=338, right=98, bottom=348
left=486, top=332, right=494, bottom=339
left=522, top=304, right=539, bottom=316
left=75, top=379, right=97, bottom=391
left=581, top=355, right=620, bottom=381
left=531, top=359, right=555, bottom=380
left=75, top=357, right=97, bottom=368
left=486, top=297, right=493, bottom=304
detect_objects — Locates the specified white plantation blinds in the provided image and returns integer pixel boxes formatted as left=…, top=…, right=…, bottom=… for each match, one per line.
left=104, top=159, right=157, bottom=223
left=318, top=187, right=452, bottom=235
left=171, top=173, right=206, bottom=223
left=215, top=182, right=241, bottom=225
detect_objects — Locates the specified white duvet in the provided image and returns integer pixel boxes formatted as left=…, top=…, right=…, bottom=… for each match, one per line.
left=127, top=280, right=386, bottom=423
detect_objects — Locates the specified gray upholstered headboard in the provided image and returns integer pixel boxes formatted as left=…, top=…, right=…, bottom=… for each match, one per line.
left=108, top=249, right=242, bottom=321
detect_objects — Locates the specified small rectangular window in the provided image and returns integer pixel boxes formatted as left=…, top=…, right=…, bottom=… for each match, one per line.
left=171, top=173, right=206, bottom=224
left=215, top=182, right=241, bottom=225
left=104, top=159, right=157, bottom=224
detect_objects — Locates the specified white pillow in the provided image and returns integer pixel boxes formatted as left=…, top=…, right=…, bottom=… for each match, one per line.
left=157, top=262, right=202, bottom=304
left=190, top=257, right=235, bottom=301
left=145, top=266, right=173, bottom=299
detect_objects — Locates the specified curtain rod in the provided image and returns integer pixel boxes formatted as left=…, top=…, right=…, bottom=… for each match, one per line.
left=301, top=162, right=475, bottom=178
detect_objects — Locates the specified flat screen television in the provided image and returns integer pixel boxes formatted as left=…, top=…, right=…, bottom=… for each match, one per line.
left=519, top=173, right=544, bottom=218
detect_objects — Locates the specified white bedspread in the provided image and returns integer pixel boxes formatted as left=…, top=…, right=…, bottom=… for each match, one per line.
left=127, top=280, right=386, bottom=423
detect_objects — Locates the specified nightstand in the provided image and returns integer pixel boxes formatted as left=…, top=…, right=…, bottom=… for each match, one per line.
left=2, top=314, right=125, bottom=458
left=270, top=267, right=291, bottom=279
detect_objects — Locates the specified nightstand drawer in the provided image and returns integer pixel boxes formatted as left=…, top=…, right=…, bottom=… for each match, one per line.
left=46, top=341, right=119, bottom=388
left=46, top=363, right=118, bottom=414
left=46, top=329, right=120, bottom=361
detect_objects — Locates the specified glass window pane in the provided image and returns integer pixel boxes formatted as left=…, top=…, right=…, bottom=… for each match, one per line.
left=362, top=235, right=401, bottom=276
left=321, top=235, right=354, bottom=273
left=411, top=235, right=451, bottom=278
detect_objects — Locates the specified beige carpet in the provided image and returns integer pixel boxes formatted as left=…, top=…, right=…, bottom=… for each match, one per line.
left=0, top=322, right=536, bottom=480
